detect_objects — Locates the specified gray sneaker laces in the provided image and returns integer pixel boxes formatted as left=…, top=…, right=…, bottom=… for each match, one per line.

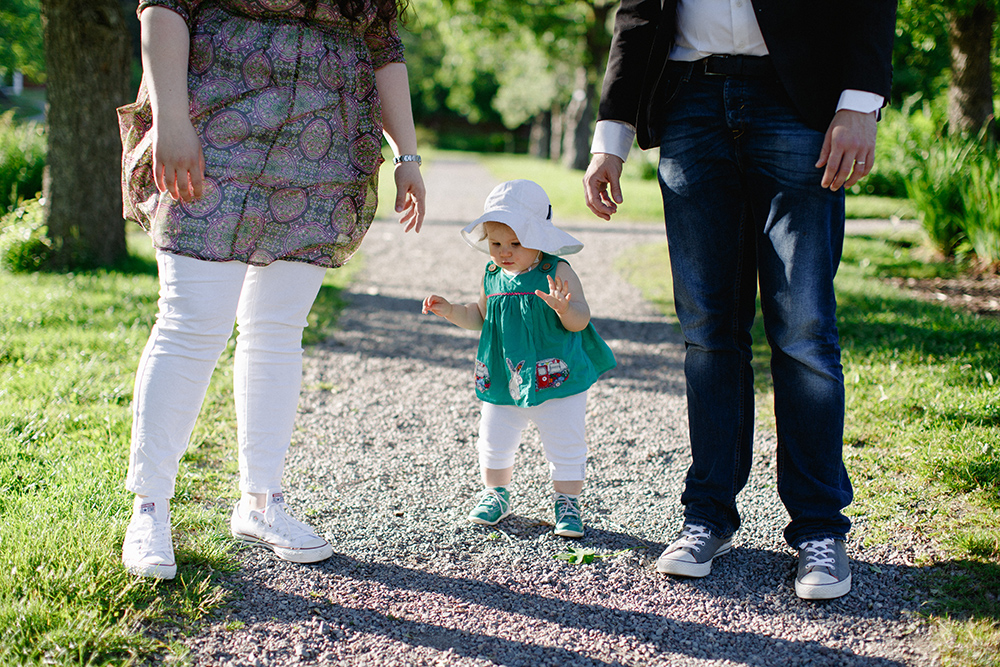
left=800, top=538, right=837, bottom=569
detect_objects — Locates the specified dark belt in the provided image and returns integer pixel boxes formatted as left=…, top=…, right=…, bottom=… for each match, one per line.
left=685, top=55, right=777, bottom=78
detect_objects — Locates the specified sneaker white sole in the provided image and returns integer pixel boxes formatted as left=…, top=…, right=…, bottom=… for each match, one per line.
left=233, top=533, right=334, bottom=563
left=123, top=559, right=177, bottom=580
left=655, top=540, right=732, bottom=577
left=795, top=573, right=852, bottom=600
left=554, top=527, right=584, bottom=538
left=468, top=511, right=510, bottom=526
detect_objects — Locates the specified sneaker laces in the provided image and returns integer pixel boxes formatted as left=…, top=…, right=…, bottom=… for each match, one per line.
left=127, top=512, right=172, bottom=558
left=554, top=494, right=580, bottom=521
left=672, top=524, right=711, bottom=552
left=799, top=538, right=837, bottom=570
left=262, top=501, right=317, bottom=541
left=477, top=488, right=509, bottom=514
left=147, top=519, right=173, bottom=553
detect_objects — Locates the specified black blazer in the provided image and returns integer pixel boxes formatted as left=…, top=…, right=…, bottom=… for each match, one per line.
left=597, top=0, right=898, bottom=149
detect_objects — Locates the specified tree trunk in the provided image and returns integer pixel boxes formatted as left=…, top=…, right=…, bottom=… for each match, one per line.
left=560, top=2, right=614, bottom=171
left=947, top=2, right=997, bottom=137
left=529, top=110, right=551, bottom=159
left=549, top=101, right=563, bottom=162
left=561, top=66, right=595, bottom=171
left=40, top=0, right=130, bottom=268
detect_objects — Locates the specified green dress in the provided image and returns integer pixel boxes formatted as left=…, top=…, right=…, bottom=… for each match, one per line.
left=475, top=254, right=616, bottom=407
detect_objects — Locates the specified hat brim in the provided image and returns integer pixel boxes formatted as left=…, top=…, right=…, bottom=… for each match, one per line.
left=461, top=208, right=583, bottom=256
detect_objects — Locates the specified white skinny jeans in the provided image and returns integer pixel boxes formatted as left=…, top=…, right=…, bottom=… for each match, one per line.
left=477, top=392, right=589, bottom=481
left=126, top=250, right=327, bottom=499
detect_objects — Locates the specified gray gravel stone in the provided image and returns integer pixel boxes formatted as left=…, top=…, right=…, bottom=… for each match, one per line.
left=181, top=158, right=939, bottom=666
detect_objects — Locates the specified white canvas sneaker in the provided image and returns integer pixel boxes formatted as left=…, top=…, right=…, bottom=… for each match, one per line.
left=230, top=490, right=333, bottom=563
left=122, top=497, right=177, bottom=580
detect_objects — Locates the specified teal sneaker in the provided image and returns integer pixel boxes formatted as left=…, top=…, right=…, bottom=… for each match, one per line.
left=468, top=487, right=511, bottom=526
left=553, top=493, right=584, bottom=538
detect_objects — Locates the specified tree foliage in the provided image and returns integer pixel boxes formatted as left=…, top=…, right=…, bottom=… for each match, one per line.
left=895, top=0, right=998, bottom=135
left=0, top=0, right=45, bottom=83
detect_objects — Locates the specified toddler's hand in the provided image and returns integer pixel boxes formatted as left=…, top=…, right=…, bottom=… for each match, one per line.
left=422, top=294, right=451, bottom=317
left=535, top=275, right=571, bottom=315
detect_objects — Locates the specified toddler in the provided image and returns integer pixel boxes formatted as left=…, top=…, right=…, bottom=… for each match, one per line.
left=423, top=180, right=615, bottom=537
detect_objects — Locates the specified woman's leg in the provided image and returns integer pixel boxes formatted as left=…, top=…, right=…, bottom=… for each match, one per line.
left=233, top=259, right=327, bottom=500
left=123, top=252, right=247, bottom=579
left=126, top=251, right=247, bottom=499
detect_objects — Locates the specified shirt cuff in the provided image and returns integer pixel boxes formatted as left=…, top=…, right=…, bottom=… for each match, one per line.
left=591, top=120, right=636, bottom=162
left=836, top=90, right=884, bottom=114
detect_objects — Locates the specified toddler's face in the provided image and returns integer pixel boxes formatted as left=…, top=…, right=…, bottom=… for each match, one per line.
left=485, top=223, right=540, bottom=274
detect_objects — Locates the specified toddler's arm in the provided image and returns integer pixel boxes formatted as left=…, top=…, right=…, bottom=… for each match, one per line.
left=422, top=288, right=486, bottom=331
left=535, top=264, right=591, bottom=332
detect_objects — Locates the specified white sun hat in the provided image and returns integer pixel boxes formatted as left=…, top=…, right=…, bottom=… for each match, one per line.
left=461, top=179, right=583, bottom=256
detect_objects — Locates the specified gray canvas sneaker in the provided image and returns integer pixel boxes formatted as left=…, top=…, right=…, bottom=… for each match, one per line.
left=655, top=524, right=732, bottom=577
left=796, top=538, right=851, bottom=600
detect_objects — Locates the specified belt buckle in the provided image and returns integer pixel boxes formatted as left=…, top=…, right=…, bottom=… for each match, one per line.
left=704, top=55, right=738, bottom=77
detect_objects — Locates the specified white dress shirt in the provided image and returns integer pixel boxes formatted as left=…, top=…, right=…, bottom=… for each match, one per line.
left=593, top=0, right=884, bottom=161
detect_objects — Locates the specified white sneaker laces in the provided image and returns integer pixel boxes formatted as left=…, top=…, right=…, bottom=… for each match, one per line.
left=262, top=502, right=316, bottom=541
left=555, top=494, right=580, bottom=520
left=800, top=538, right=837, bottom=570
left=148, top=519, right=173, bottom=553
left=673, top=524, right=710, bottom=552
left=478, top=488, right=509, bottom=513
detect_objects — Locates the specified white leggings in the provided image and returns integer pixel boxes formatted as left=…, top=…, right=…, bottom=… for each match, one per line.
left=477, top=392, right=588, bottom=482
left=126, top=250, right=327, bottom=499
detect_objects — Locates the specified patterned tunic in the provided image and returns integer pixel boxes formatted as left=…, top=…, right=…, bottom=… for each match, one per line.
left=475, top=254, right=616, bottom=408
left=118, top=0, right=405, bottom=267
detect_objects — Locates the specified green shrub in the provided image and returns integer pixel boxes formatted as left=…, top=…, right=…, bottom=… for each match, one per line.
left=0, top=110, right=46, bottom=212
left=905, top=137, right=973, bottom=258
left=962, top=155, right=1000, bottom=269
left=0, top=197, right=51, bottom=272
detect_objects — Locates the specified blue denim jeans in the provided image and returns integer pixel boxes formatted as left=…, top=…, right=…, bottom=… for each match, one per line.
left=654, top=63, right=853, bottom=548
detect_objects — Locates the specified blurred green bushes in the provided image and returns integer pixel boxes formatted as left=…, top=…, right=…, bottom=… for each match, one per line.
left=0, top=109, right=45, bottom=213
left=866, top=97, right=1000, bottom=268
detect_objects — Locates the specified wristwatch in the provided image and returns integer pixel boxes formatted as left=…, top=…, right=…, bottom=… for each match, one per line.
left=392, top=154, right=422, bottom=166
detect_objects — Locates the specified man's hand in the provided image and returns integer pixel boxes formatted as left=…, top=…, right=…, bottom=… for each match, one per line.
left=583, top=153, right=625, bottom=220
left=816, top=109, right=877, bottom=192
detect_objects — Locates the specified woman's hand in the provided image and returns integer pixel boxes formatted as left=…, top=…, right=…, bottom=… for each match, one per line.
left=394, top=162, right=425, bottom=233
left=150, top=116, right=205, bottom=203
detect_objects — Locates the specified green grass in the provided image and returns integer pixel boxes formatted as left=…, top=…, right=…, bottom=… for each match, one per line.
left=0, top=232, right=350, bottom=665
left=479, top=151, right=666, bottom=222
left=616, top=230, right=1000, bottom=666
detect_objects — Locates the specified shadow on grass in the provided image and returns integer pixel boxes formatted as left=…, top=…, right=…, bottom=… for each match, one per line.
left=922, top=559, right=1000, bottom=623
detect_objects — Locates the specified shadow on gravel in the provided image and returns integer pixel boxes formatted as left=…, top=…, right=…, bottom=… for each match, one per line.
left=217, top=546, right=927, bottom=667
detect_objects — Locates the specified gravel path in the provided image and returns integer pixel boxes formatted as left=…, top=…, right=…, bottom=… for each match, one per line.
left=183, top=158, right=938, bottom=666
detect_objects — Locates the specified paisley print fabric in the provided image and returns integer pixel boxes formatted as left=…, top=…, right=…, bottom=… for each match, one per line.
left=118, top=0, right=405, bottom=267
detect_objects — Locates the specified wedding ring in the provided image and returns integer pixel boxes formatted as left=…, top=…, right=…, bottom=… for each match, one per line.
left=855, top=161, right=866, bottom=166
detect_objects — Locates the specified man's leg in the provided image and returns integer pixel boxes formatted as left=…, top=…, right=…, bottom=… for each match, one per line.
left=739, top=77, right=853, bottom=548
left=656, top=70, right=757, bottom=540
